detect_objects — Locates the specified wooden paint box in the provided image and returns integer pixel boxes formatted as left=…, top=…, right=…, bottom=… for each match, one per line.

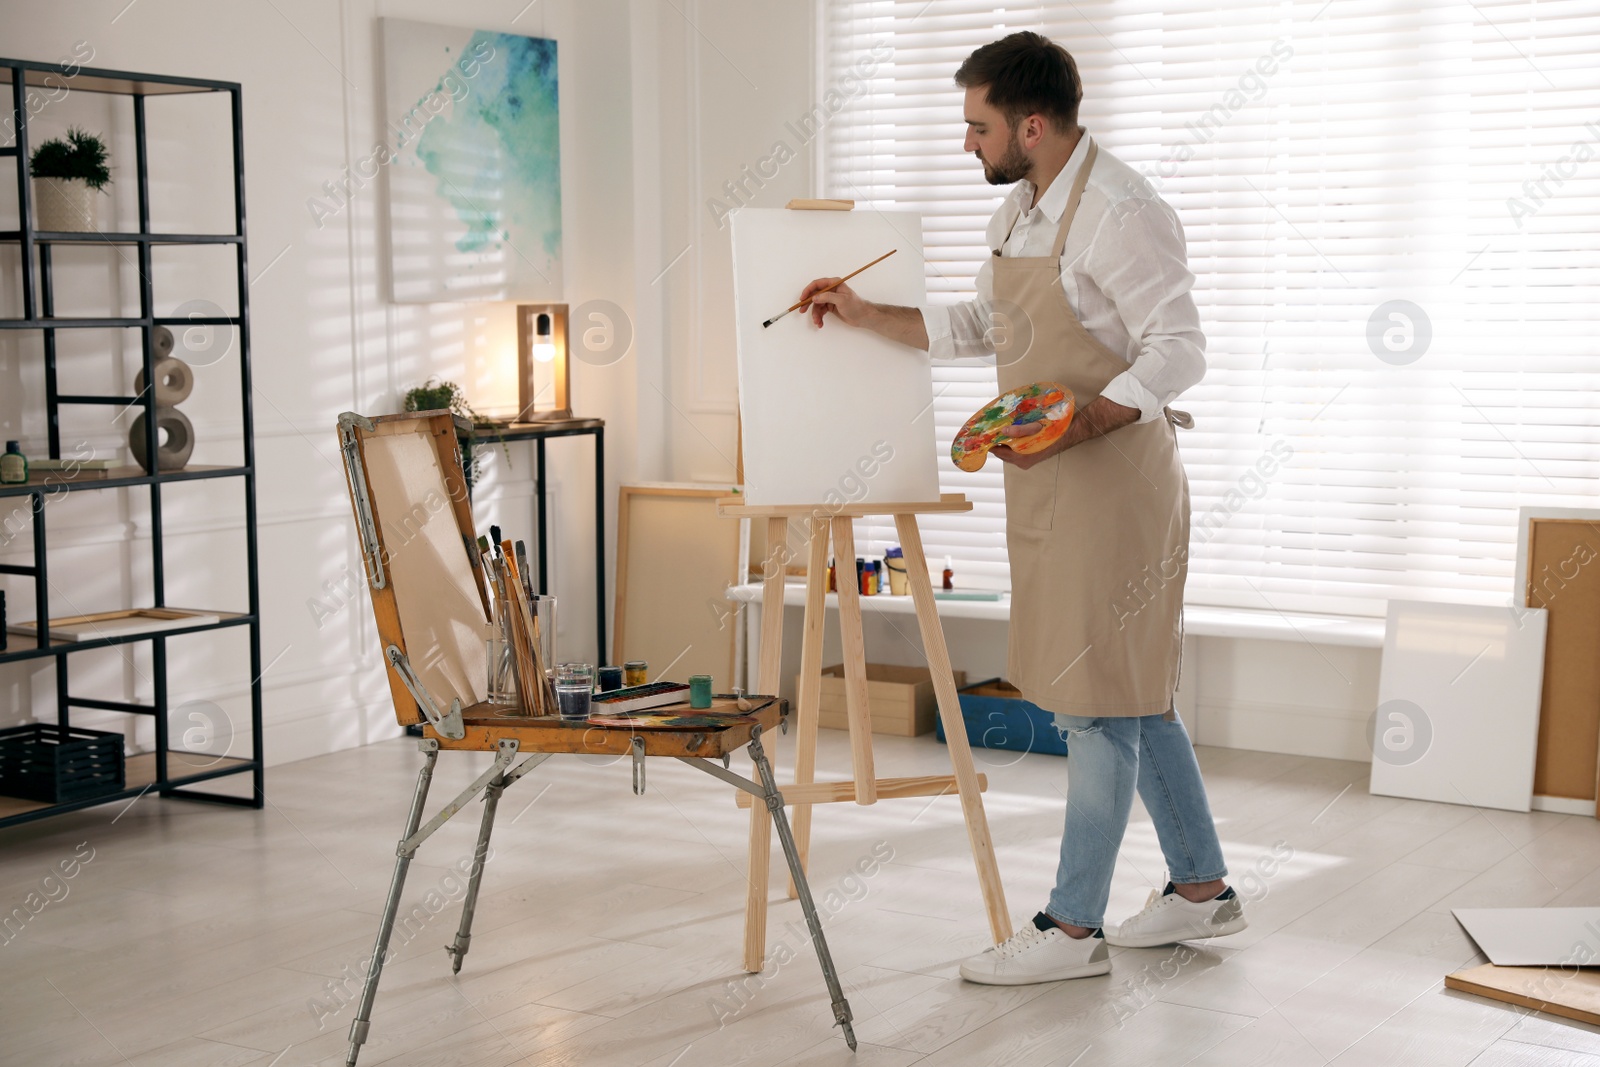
left=808, top=663, right=967, bottom=737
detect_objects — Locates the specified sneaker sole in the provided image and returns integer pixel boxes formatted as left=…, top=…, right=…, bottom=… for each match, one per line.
left=1105, top=915, right=1248, bottom=949
left=958, top=957, right=1112, bottom=986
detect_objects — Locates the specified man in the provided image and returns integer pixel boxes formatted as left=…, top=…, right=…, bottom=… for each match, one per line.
left=797, top=31, right=1245, bottom=985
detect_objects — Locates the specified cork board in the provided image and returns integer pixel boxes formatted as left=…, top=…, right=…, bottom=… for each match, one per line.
left=1519, top=513, right=1600, bottom=803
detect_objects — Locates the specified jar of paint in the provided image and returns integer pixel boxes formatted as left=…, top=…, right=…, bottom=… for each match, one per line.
left=689, top=674, right=713, bottom=709
left=624, top=660, right=648, bottom=686
left=884, top=547, right=907, bottom=595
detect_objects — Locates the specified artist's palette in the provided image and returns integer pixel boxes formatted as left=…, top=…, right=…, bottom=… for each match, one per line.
left=951, top=382, right=1076, bottom=472
left=587, top=711, right=756, bottom=730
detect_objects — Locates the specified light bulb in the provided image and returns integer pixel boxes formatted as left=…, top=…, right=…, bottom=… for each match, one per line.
left=531, top=311, right=556, bottom=363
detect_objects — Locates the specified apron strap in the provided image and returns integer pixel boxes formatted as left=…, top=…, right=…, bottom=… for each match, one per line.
left=1051, top=140, right=1098, bottom=257
left=992, top=136, right=1100, bottom=256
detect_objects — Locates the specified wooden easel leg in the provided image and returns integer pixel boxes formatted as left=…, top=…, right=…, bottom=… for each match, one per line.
left=743, top=516, right=789, bottom=972
left=830, top=516, right=877, bottom=804
left=896, top=514, right=1011, bottom=943
left=788, top=516, right=830, bottom=898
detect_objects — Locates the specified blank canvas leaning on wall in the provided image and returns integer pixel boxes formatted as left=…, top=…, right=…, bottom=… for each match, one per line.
left=730, top=208, right=939, bottom=507
left=613, top=484, right=743, bottom=686
left=1369, top=600, right=1547, bottom=812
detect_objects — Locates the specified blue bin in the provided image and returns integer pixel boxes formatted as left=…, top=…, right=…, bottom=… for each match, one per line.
left=936, top=679, right=1069, bottom=757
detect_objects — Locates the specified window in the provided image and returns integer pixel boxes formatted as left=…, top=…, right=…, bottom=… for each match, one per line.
left=821, top=0, right=1600, bottom=616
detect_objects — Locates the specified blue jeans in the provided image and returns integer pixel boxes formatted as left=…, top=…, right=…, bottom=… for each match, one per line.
left=1045, top=712, right=1227, bottom=929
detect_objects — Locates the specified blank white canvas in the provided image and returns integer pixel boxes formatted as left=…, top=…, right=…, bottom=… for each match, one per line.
left=730, top=208, right=939, bottom=507
left=1370, top=600, right=1547, bottom=812
left=1454, top=908, right=1600, bottom=966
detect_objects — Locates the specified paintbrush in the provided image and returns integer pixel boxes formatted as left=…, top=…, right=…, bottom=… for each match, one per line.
left=481, top=548, right=515, bottom=704
left=499, top=542, right=544, bottom=715
left=762, top=249, right=896, bottom=328
left=511, top=540, right=558, bottom=710
left=514, top=541, right=534, bottom=600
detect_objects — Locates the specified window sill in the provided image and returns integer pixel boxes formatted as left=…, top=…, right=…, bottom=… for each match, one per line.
left=727, top=582, right=1385, bottom=647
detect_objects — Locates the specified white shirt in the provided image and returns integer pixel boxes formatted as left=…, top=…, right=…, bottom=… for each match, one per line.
left=919, top=133, right=1206, bottom=423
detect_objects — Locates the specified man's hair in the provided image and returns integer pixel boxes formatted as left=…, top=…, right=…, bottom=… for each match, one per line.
left=954, top=31, right=1081, bottom=132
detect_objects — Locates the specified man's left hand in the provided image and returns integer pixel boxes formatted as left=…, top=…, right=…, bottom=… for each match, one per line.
left=993, top=395, right=1142, bottom=469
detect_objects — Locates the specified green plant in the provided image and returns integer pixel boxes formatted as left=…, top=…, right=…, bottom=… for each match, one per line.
left=402, top=377, right=509, bottom=465
left=29, top=127, right=112, bottom=191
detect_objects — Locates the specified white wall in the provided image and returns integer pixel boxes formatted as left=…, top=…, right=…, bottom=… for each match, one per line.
left=0, top=0, right=641, bottom=766
left=633, top=0, right=816, bottom=484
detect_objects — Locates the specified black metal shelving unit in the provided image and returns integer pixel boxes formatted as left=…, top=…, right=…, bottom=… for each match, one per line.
left=0, top=59, right=262, bottom=828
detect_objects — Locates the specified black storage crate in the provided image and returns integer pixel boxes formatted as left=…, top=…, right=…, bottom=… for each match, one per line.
left=0, top=724, right=126, bottom=803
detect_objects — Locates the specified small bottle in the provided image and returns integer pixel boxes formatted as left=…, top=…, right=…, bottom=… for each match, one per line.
left=689, top=674, right=713, bottom=709
left=942, top=555, right=954, bottom=591
left=624, top=659, right=648, bottom=686
left=885, top=547, right=907, bottom=595
left=0, top=441, right=26, bottom=485
left=826, top=560, right=836, bottom=592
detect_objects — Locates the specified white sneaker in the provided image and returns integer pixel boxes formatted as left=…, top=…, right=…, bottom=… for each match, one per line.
left=1106, top=882, right=1247, bottom=948
left=958, top=913, right=1111, bottom=985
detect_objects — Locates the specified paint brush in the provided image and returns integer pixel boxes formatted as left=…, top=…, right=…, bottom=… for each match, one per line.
left=762, top=249, right=896, bottom=328
left=499, top=541, right=543, bottom=715
left=514, top=541, right=534, bottom=600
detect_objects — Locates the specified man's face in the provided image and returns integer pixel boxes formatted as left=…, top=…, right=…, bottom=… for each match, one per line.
left=963, top=85, right=1030, bottom=185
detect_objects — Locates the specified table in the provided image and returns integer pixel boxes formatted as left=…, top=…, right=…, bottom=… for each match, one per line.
left=456, top=416, right=606, bottom=660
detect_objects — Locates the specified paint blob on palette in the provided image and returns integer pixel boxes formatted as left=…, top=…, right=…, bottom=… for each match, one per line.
left=951, top=382, right=1076, bottom=472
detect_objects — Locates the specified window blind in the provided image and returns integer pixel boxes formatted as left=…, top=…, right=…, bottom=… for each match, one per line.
left=821, top=0, right=1600, bottom=617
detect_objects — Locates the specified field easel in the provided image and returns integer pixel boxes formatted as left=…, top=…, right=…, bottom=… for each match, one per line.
left=721, top=492, right=1010, bottom=970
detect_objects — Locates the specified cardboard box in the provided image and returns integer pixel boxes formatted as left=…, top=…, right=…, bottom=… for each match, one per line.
left=806, top=663, right=967, bottom=737
left=936, top=678, right=1069, bottom=757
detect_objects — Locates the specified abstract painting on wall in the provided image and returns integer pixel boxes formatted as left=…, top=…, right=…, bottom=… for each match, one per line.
left=380, top=18, right=562, bottom=303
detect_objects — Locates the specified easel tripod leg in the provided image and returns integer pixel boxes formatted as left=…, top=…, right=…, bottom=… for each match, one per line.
left=749, top=727, right=856, bottom=1051
left=788, top=515, right=830, bottom=899
left=744, top=516, right=789, bottom=972
left=895, top=514, right=1011, bottom=943
left=446, top=772, right=505, bottom=974
left=347, top=744, right=438, bottom=1067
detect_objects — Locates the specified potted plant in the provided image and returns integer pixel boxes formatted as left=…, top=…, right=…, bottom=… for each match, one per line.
left=30, top=127, right=112, bottom=233
left=402, top=378, right=509, bottom=468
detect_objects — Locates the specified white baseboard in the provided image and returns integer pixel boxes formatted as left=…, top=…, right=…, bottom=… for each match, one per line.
left=1531, top=794, right=1594, bottom=815
left=1193, top=699, right=1370, bottom=762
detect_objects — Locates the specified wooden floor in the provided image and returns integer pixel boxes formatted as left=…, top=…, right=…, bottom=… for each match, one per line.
left=3, top=729, right=1600, bottom=1066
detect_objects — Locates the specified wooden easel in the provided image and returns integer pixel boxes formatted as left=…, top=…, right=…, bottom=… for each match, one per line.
left=720, top=493, right=1010, bottom=970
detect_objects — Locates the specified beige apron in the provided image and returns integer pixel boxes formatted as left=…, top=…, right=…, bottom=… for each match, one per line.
left=994, top=143, right=1190, bottom=718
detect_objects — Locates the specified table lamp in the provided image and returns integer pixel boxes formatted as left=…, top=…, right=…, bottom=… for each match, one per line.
left=516, top=303, right=570, bottom=421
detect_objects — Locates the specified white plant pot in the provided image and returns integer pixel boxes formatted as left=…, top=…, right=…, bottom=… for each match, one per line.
left=33, top=176, right=98, bottom=233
